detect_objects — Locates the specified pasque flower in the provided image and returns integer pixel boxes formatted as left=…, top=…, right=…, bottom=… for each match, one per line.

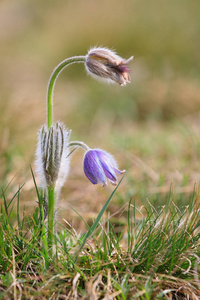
left=85, top=47, right=133, bottom=86
left=34, top=46, right=132, bottom=257
left=83, top=149, right=125, bottom=186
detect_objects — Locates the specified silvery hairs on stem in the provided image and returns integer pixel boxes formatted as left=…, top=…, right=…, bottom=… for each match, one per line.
left=35, top=122, right=71, bottom=196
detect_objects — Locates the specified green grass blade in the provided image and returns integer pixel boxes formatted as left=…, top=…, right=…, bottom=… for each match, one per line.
left=7, top=183, right=25, bottom=209
left=67, top=204, right=90, bottom=230
left=30, top=166, right=49, bottom=268
left=74, top=175, right=125, bottom=260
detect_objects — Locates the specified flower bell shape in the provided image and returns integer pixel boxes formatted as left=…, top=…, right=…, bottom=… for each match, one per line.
left=83, top=149, right=125, bottom=186
left=35, top=122, right=71, bottom=193
left=85, top=47, right=133, bottom=86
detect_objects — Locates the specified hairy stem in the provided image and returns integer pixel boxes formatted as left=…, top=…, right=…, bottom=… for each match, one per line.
left=68, top=141, right=90, bottom=151
left=48, top=186, right=55, bottom=255
left=46, top=55, right=86, bottom=256
left=39, top=189, right=49, bottom=268
left=47, top=56, right=86, bottom=129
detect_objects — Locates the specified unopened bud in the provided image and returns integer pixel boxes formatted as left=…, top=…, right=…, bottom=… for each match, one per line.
left=35, top=122, right=71, bottom=193
left=85, top=47, right=133, bottom=86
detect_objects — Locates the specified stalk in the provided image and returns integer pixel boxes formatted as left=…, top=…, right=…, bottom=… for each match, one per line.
left=68, top=141, right=90, bottom=151
left=48, top=186, right=55, bottom=255
left=47, top=56, right=86, bottom=129
left=46, top=55, right=86, bottom=253
left=39, top=189, right=49, bottom=268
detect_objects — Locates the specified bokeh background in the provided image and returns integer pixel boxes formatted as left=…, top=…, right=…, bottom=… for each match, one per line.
left=1, top=0, right=200, bottom=225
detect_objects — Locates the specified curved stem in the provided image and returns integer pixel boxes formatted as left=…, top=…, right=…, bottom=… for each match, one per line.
left=46, top=55, right=86, bottom=257
left=68, top=141, right=90, bottom=152
left=47, top=56, right=86, bottom=128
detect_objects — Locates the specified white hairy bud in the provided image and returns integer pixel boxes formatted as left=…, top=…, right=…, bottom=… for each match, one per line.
left=85, top=47, right=133, bottom=86
left=35, top=122, right=71, bottom=195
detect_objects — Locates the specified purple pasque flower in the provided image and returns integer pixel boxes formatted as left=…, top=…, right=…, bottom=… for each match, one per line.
left=83, top=149, right=125, bottom=186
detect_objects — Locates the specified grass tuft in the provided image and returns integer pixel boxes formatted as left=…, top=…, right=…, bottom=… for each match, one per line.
left=0, top=181, right=199, bottom=299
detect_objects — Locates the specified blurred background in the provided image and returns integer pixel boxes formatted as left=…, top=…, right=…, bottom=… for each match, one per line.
left=1, top=0, right=200, bottom=224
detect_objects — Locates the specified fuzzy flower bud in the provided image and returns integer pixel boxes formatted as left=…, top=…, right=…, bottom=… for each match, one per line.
left=83, top=149, right=125, bottom=186
left=85, top=47, right=133, bottom=86
left=35, top=122, right=71, bottom=193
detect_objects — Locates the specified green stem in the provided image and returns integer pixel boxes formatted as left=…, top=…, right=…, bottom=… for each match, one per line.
left=46, top=55, right=86, bottom=255
left=47, top=56, right=86, bottom=128
left=48, top=186, right=56, bottom=255
left=39, top=189, right=49, bottom=268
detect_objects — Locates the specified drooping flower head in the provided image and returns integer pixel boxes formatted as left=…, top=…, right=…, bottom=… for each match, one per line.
left=85, top=47, right=133, bottom=86
left=83, top=149, right=125, bottom=186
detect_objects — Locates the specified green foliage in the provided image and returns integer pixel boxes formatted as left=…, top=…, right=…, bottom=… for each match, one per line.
left=0, top=183, right=199, bottom=299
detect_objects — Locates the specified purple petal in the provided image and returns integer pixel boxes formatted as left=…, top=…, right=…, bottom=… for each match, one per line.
left=95, top=150, right=118, bottom=168
left=100, top=159, right=117, bottom=182
left=117, top=65, right=130, bottom=73
left=114, top=168, right=126, bottom=175
left=83, top=150, right=107, bottom=185
left=94, top=149, right=118, bottom=183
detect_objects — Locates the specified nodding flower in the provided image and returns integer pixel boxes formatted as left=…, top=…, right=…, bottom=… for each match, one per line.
left=83, top=148, right=125, bottom=186
left=85, top=47, right=133, bottom=86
